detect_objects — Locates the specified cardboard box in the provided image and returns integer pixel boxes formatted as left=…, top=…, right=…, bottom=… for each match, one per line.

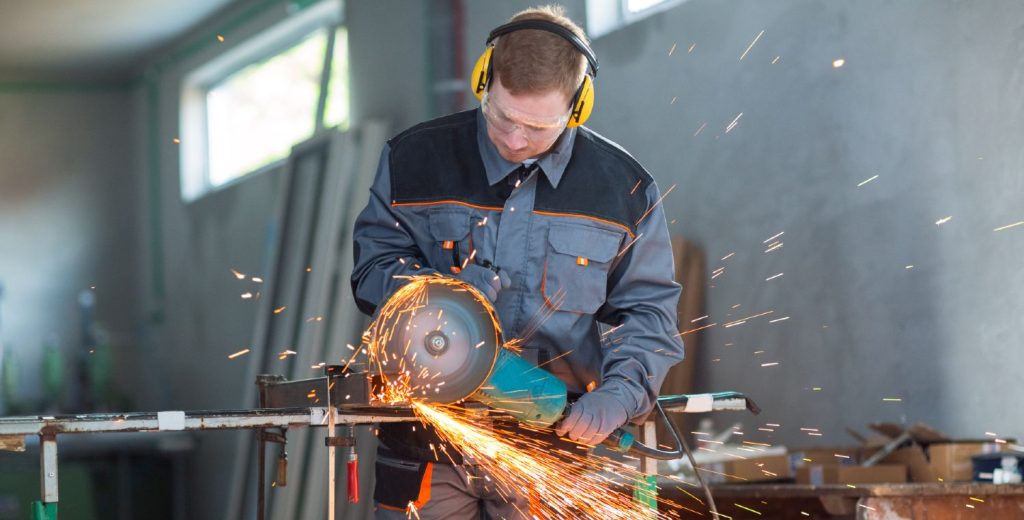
left=929, top=442, right=1003, bottom=481
left=702, top=448, right=860, bottom=484
left=856, top=420, right=1014, bottom=483
left=723, top=454, right=793, bottom=482
left=879, top=445, right=935, bottom=482
left=796, top=464, right=907, bottom=485
left=789, top=447, right=859, bottom=468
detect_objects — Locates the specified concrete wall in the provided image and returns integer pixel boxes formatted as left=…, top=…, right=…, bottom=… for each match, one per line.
left=583, top=0, right=1024, bottom=445
left=6, top=1, right=1005, bottom=517
left=0, top=87, right=143, bottom=414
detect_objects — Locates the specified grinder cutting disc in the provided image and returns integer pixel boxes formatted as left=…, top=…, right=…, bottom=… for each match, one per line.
left=369, top=277, right=500, bottom=404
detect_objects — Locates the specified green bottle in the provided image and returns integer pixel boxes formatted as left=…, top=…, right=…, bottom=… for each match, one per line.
left=42, top=335, right=65, bottom=412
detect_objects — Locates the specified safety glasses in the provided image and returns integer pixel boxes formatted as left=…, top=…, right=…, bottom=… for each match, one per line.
left=481, top=92, right=570, bottom=141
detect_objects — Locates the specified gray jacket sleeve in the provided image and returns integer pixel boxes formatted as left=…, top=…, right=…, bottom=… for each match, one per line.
left=350, top=144, right=438, bottom=315
left=594, top=181, right=686, bottom=421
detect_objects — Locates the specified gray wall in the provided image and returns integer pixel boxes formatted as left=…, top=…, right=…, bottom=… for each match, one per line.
left=4, top=0, right=1015, bottom=517
left=0, top=88, right=143, bottom=413
left=584, top=0, right=1024, bottom=445
left=138, top=3, right=1024, bottom=515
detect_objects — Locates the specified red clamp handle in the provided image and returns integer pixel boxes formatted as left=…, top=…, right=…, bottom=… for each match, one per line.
left=347, top=459, right=359, bottom=503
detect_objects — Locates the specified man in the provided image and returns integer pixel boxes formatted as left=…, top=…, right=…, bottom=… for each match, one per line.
left=351, top=5, right=684, bottom=518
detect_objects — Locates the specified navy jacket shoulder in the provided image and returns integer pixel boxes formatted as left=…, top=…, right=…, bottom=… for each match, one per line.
left=387, top=110, right=656, bottom=236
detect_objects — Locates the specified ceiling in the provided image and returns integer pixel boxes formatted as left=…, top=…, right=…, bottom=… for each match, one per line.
left=0, top=0, right=235, bottom=81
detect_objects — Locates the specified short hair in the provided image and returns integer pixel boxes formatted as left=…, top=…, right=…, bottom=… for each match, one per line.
left=491, top=5, right=589, bottom=101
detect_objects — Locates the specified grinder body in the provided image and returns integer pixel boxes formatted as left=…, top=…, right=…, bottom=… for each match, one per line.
left=473, top=349, right=567, bottom=427
left=371, top=276, right=634, bottom=451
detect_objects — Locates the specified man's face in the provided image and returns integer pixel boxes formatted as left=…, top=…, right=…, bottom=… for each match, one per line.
left=481, top=78, right=572, bottom=164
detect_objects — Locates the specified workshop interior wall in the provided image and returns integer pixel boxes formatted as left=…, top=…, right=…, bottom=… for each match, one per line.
left=0, top=88, right=144, bottom=413
left=5, top=1, right=1022, bottom=518
left=584, top=0, right=1024, bottom=445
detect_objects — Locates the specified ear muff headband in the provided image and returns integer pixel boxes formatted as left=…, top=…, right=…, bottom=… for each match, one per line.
left=471, top=19, right=599, bottom=127
left=487, top=20, right=599, bottom=77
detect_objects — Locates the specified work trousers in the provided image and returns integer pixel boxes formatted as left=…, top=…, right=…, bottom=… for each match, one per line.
left=373, top=450, right=530, bottom=520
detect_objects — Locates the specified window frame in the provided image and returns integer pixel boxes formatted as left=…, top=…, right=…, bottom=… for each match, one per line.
left=586, top=0, right=687, bottom=39
left=179, top=0, right=344, bottom=202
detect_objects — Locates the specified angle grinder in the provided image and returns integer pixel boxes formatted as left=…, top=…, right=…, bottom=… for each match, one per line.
left=366, top=275, right=682, bottom=458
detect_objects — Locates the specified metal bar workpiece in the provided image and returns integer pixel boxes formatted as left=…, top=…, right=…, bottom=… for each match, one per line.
left=0, top=406, right=415, bottom=437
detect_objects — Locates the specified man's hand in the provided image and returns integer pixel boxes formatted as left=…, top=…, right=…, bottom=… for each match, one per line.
left=555, top=390, right=629, bottom=445
left=455, top=264, right=511, bottom=302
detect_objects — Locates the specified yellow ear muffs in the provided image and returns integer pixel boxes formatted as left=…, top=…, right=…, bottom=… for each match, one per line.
left=471, top=47, right=494, bottom=101
left=566, top=74, right=595, bottom=128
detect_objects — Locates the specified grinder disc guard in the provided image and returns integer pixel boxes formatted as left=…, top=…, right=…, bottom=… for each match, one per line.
left=369, top=278, right=500, bottom=404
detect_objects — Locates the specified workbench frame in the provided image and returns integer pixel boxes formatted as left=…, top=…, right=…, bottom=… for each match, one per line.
left=0, top=408, right=414, bottom=520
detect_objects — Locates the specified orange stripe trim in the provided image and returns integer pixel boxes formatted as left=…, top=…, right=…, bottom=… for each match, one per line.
left=377, top=504, right=406, bottom=512
left=532, top=210, right=635, bottom=237
left=392, top=200, right=504, bottom=212
left=412, top=462, right=433, bottom=508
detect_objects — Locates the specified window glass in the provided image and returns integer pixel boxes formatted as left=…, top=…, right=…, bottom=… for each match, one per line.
left=626, top=0, right=668, bottom=12
left=324, top=27, right=350, bottom=129
left=206, top=30, right=327, bottom=187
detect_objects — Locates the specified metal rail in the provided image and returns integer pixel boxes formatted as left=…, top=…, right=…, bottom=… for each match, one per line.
left=0, top=407, right=414, bottom=437
left=0, top=407, right=416, bottom=520
left=0, top=392, right=756, bottom=520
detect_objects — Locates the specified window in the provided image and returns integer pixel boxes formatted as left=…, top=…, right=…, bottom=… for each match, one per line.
left=180, top=0, right=348, bottom=201
left=586, top=0, right=686, bottom=39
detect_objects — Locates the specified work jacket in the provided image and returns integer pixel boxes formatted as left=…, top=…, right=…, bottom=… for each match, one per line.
left=350, top=108, right=684, bottom=462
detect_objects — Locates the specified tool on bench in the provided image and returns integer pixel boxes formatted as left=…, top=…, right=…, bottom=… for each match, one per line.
left=254, top=275, right=761, bottom=517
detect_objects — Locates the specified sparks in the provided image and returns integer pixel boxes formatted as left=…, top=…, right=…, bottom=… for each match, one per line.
left=735, top=503, right=762, bottom=515
left=725, top=113, right=743, bottom=133
left=994, top=221, right=1024, bottom=232
left=413, top=402, right=684, bottom=519
left=231, top=269, right=246, bottom=280
left=739, top=30, right=765, bottom=61
left=765, top=273, right=783, bottom=281
left=833, top=58, right=846, bottom=68
left=936, top=216, right=952, bottom=225
left=228, top=348, right=250, bottom=359
left=857, top=174, right=879, bottom=187
left=677, top=322, right=717, bottom=336
left=635, top=184, right=676, bottom=226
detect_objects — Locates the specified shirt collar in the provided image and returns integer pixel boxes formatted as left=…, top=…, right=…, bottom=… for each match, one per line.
left=476, top=108, right=576, bottom=189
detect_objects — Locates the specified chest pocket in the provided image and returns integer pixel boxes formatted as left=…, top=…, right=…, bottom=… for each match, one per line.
left=428, top=209, right=471, bottom=274
left=542, top=223, right=623, bottom=314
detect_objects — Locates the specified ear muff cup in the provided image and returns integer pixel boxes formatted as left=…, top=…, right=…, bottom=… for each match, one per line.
left=471, top=47, right=493, bottom=101
left=471, top=49, right=595, bottom=127
left=566, top=74, right=594, bottom=128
